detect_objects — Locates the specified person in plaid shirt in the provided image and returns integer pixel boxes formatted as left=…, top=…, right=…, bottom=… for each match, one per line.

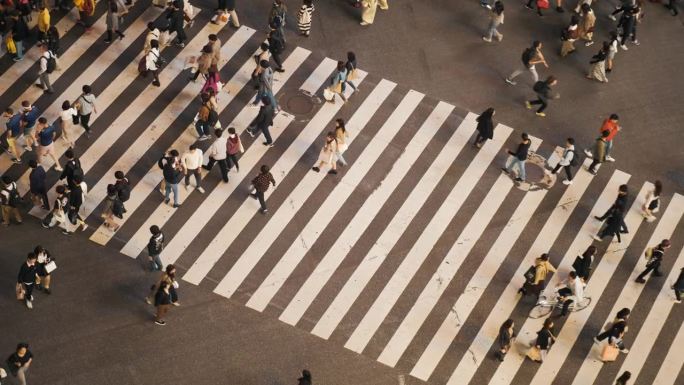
left=250, top=165, right=276, bottom=214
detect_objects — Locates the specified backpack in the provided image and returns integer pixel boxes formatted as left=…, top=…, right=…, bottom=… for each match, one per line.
left=117, top=181, right=131, bottom=202
left=524, top=265, right=536, bottom=283
left=43, top=53, right=57, bottom=74
left=71, top=159, right=84, bottom=181
left=521, top=48, right=534, bottom=67
left=568, top=149, right=578, bottom=167
left=2, top=183, right=21, bottom=207
left=112, top=197, right=126, bottom=219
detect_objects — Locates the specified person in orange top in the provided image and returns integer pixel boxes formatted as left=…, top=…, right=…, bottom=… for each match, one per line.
left=585, top=113, right=620, bottom=162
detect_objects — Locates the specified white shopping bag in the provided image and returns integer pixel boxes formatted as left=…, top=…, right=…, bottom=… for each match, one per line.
left=323, top=88, right=334, bottom=102
left=546, top=150, right=562, bottom=169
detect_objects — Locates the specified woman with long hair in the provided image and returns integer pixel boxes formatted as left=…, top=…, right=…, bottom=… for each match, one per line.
left=474, top=107, right=495, bottom=148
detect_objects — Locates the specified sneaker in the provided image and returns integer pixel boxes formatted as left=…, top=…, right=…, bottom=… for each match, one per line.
left=275, top=68, right=285, bottom=73
left=504, top=78, right=516, bottom=85
left=81, top=223, right=88, bottom=231
left=172, top=302, right=181, bottom=306
left=11, top=158, right=21, bottom=164
left=247, top=130, right=255, bottom=138
left=588, top=169, right=597, bottom=175
left=24, top=146, right=33, bottom=152
left=525, top=101, right=532, bottom=110
left=155, top=320, right=166, bottom=326
left=198, top=135, right=208, bottom=141
left=172, top=204, right=180, bottom=208
left=675, top=299, right=682, bottom=304
left=41, top=222, right=50, bottom=229
left=260, top=208, right=268, bottom=214
left=197, top=187, right=205, bottom=194
left=514, top=177, right=523, bottom=182
left=583, top=149, right=593, bottom=158
left=620, top=44, right=628, bottom=51
left=585, top=41, right=594, bottom=47
left=633, top=40, right=640, bottom=46
left=536, top=112, right=546, bottom=117
left=250, top=193, right=257, bottom=200
left=501, top=167, right=509, bottom=174
left=562, top=179, right=573, bottom=185
left=61, top=230, right=72, bottom=236
left=54, top=166, right=63, bottom=172
left=635, top=277, right=646, bottom=284
left=145, top=297, right=152, bottom=305
left=360, top=21, right=371, bottom=26
left=592, top=235, right=602, bottom=241
left=605, top=155, right=615, bottom=162
left=164, top=198, right=170, bottom=204
left=152, top=80, right=161, bottom=87
left=482, top=36, right=492, bottom=43
left=620, top=348, right=629, bottom=354
left=26, top=300, right=33, bottom=309
left=263, top=142, right=274, bottom=147
left=608, top=14, right=616, bottom=21
left=34, top=83, right=46, bottom=90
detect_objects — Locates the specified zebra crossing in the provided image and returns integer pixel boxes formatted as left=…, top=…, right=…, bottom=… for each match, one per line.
left=2, top=6, right=684, bottom=385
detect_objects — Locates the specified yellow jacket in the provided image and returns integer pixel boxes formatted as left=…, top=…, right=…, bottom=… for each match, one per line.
left=38, top=9, right=50, bottom=33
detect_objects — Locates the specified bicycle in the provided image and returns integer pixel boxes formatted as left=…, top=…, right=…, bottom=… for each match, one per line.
left=528, top=289, right=592, bottom=319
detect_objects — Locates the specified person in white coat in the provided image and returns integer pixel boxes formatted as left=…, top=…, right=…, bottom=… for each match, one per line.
left=146, top=39, right=162, bottom=87
left=550, top=138, right=576, bottom=185
left=181, top=144, right=205, bottom=193
left=641, top=180, right=662, bottom=222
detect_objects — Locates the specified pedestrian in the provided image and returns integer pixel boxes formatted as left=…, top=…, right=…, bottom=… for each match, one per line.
left=59, top=101, right=77, bottom=147
left=101, top=184, right=123, bottom=231
left=344, top=51, right=359, bottom=91
left=29, top=160, right=50, bottom=211
left=1, top=175, right=23, bottom=226
left=527, top=318, right=555, bottom=363
left=587, top=130, right=609, bottom=175
left=501, top=132, right=531, bottom=182
left=312, top=132, right=338, bottom=175
left=550, top=138, right=576, bottom=185
left=269, top=0, right=288, bottom=38
left=474, top=108, right=495, bottom=149
left=525, top=76, right=557, bottom=117
left=360, top=0, right=389, bottom=26
left=519, top=253, right=556, bottom=298
left=297, top=0, right=314, bottom=37
left=168, top=1, right=187, bottom=47
left=114, top=171, right=131, bottom=203
left=586, top=41, right=609, bottom=83
left=74, top=85, right=97, bottom=136
left=194, top=97, right=215, bottom=140
left=144, top=22, right=160, bottom=55
left=9, top=12, right=29, bottom=61
left=665, top=0, right=679, bottom=15
left=145, top=39, right=162, bottom=87
left=159, top=149, right=183, bottom=207
left=635, top=239, right=671, bottom=283
left=41, top=185, right=68, bottom=229
left=572, top=245, right=595, bottom=282
left=593, top=204, right=626, bottom=243
left=181, top=144, right=205, bottom=193
left=585, top=114, right=620, bottom=162
left=104, top=0, right=126, bottom=43
left=615, top=371, right=632, bottom=385
left=201, top=64, right=222, bottom=98
left=617, top=6, right=639, bottom=50
left=267, top=24, right=286, bottom=72
left=250, top=165, right=276, bottom=214
left=606, top=31, right=619, bottom=73
left=153, top=280, right=172, bottom=325
left=335, top=118, right=349, bottom=166
left=37, top=3, right=50, bottom=42
left=226, top=127, right=243, bottom=172
left=59, top=149, right=84, bottom=189
left=77, top=0, right=96, bottom=31
left=35, top=44, right=55, bottom=94
left=207, top=33, right=221, bottom=66
left=641, top=180, right=662, bottom=222
left=147, top=225, right=165, bottom=271
left=594, top=308, right=630, bottom=347
left=594, top=184, right=629, bottom=223
left=20, top=101, right=40, bottom=152
left=35, top=118, right=63, bottom=171
left=496, top=319, right=515, bottom=361
left=253, top=60, right=278, bottom=109
left=45, top=26, right=60, bottom=57
left=6, top=343, right=33, bottom=384
left=560, top=15, right=579, bottom=57
left=251, top=42, right=271, bottom=87
left=672, top=268, right=684, bottom=304
left=17, top=253, right=38, bottom=310
left=3, top=108, right=24, bottom=163
left=325, top=61, right=348, bottom=104
left=556, top=270, right=584, bottom=316
left=64, top=175, right=89, bottom=234
left=146, top=264, right=180, bottom=306
left=525, top=0, right=548, bottom=17
left=298, top=369, right=312, bottom=385
left=482, top=1, right=504, bottom=43
left=34, top=245, right=55, bottom=295
left=506, top=40, right=549, bottom=85
left=247, top=96, right=276, bottom=147
left=578, top=3, right=596, bottom=47
left=199, top=131, right=229, bottom=183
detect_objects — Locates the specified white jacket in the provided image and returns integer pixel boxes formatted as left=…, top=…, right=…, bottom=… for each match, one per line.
left=181, top=149, right=204, bottom=170
left=209, top=136, right=228, bottom=160
left=558, top=145, right=575, bottom=166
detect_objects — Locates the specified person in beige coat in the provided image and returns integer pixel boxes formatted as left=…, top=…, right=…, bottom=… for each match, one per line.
left=360, top=0, right=388, bottom=26
left=189, top=45, right=213, bottom=82
left=578, top=3, right=596, bottom=47
left=311, top=132, right=338, bottom=175
left=208, top=34, right=221, bottom=66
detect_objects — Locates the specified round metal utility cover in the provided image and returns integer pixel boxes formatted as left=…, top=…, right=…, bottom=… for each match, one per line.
left=510, top=152, right=556, bottom=191
left=280, top=90, right=317, bottom=117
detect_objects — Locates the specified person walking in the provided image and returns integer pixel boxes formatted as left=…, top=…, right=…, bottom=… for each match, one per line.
left=9, top=12, right=29, bottom=61
left=1, top=175, right=23, bottom=226
left=334, top=118, right=349, bottom=167
left=144, top=22, right=160, bottom=55
left=226, top=127, right=243, bottom=172
left=74, top=85, right=97, bottom=136
left=154, top=280, right=172, bottom=325
left=665, top=0, right=679, bottom=15
left=527, top=318, right=555, bottom=363
left=203, top=129, right=230, bottom=183
left=59, top=101, right=77, bottom=148
left=34, top=246, right=55, bottom=295
left=550, top=138, right=576, bottom=185
left=482, top=1, right=504, bottom=43
left=672, top=267, right=684, bottom=303
left=101, top=184, right=123, bottom=231
left=35, top=118, right=62, bottom=171
left=146, top=264, right=180, bottom=306
left=6, top=343, right=33, bottom=384
left=41, top=185, right=69, bottom=230
left=635, top=239, right=671, bottom=283
left=641, top=180, right=662, bottom=222
left=104, top=0, right=126, bottom=44
left=145, top=39, right=162, bottom=87
left=586, top=41, right=609, bottom=83
left=519, top=253, right=556, bottom=298
left=59, top=149, right=84, bottom=189
left=250, top=165, right=276, bottom=214
left=501, top=132, right=531, bottom=182
left=269, top=0, right=288, bottom=39
left=159, top=149, right=183, bottom=207
left=247, top=96, right=276, bottom=147
left=572, top=245, right=595, bottom=282
left=267, top=25, right=286, bottom=72
left=3, top=108, right=25, bottom=164
left=20, top=101, right=40, bottom=152
left=525, top=76, right=557, bottom=117
left=207, top=33, right=221, bottom=67
left=578, top=3, right=596, bottom=47
left=585, top=114, right=620, bottom=162
left=325, top=61, right=348, bottom=104
left=35, top=43, right=55, bottom=94
left=344, top=51, right=359, bottom=92
left=37, top=3, right=50, bottom=43
left=64, top=175, right=89, bottom=234
left=594, top=308, right=630, bottom=347
left=168, top=1, right=187, bottom=47
left=297, top=0, right=314, bottom=37
left=592, top=204, right=626, bottom=243
left=606, top=31, right=619, bottom=73
left=617, top=6, right=639, bottom=50
left=77, top=0, right=96, bottom=31
left=311, top=132, right=338, bottom=175
left=253, top=60, right=278, bottom=110
left=474, top=108, right=495, bottom=148
left=595, top=184, right=629, bottom=223
left=29, top=160, right=49, bottom=211
left=587, top=130, right=609, bottom=175
left=17, top=253, right=38, bottom=309
left=251, top=42, right=271, bottom=87
left=181, top=144, right=205, bottom=193
left=560, top=15, right=580, bottom=57
left=496, top=319, right=515, bottom=362
left=194, top=97, right=216, bottom=140
left=113, top=171, right=131, bottom=204
left=147, top=225, right=165, bottom=271
left=360, top=0, right=389, bottom=26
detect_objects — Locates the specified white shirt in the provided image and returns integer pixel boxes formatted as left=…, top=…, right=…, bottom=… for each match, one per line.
left=61, top=107, right=77, bottom=127
left=209, top=136, right=228, bottom=160
left=39, top=51, right=52, bottom=75
left=181, top=149, right=203, bottom=170
left=146, top=48, right=160, bottom=71
left=144, top=28, right=160, bottom=54
left=558, top=145, right=575, bottom=166
left=568, top=276, right=584, bottom=302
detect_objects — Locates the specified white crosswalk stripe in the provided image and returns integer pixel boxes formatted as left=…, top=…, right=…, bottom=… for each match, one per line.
left=2, top=11, right=683, bottom=385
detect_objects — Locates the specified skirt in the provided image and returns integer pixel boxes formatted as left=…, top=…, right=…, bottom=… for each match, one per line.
left=588, top=61, right=608, bottom=83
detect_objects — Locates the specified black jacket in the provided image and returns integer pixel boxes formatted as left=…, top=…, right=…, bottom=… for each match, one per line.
left=60, top=159, right=81, bottom=184
left=17, top=262, right=37, bottom=284
left=533, top=81, right=552, bottom=99
left=69, top=184, right=84, bottom=208
left=11, top=18, right=29, bottom=41
left=158, top=156, right=183, bottom=184
left=148, top=232, right=165, bottom=256
left=251, top=105, right=274, bottom=130
left=508, top=140, right=530, bottom=161
left=29, top=166, right=47, bottom=193
left=476, top=115, right=494, bottom=140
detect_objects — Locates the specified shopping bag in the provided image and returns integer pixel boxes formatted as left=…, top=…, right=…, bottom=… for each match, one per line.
left=45, top=261, right=57, bottom=274
left=347, top=68, right=357, bottom=81
left=546, top=150, right=561, bottom=169
left=323, top=88, right=335, bottom=101
left=15, top=283, right=25, bottom=301
left=6, top=36, right=16, bottom=54
left=526, top=346, right=542, bottom=362
left=601, top=344, right=619, bottom=362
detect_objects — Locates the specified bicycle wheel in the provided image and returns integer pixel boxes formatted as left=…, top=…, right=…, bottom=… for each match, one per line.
left=529, top=303, right=554, bottom=319
left=572, top=297, right=592, bottom=312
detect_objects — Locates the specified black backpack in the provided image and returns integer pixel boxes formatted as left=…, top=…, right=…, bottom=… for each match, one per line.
left=207, top=106, right=219, bottom=126
left=117, top=181, right=131, bottom=202
left=521, top=48, right=534, bottom=67
left=71, top=159, right=84, bottom=181
left=568, top=149, right=579, bottom=167
left=44, top=53, right=57, bottom=74
left=524, top=265, right=536, bottom=283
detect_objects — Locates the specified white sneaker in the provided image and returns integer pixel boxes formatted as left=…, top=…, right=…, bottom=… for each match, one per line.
left=608, top=14, right=616, bottom=21
left=197, top=187, right=205, bottom=194
left=482, top=36, right=492, bottom=42
left=621, top=44, right=628, bottom=51
left=26, top=300, right=33, bottom=309
left=81, top=223, right=88, bottom=231
left=562, top=179, right=573, bottom=185
left=54, top=166, right=64, bottom=171
left=583, top=149, right=593, bottom=158
left=585, top=41, right=594, bottom=47
left=605, top=155, right=615, bottom=162
left=593, top=337, right=600, bottom=344
left=620, top=348, right=629, bottom=354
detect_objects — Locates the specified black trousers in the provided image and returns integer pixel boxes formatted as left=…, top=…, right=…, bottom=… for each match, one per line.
left=637, top=262, right=662, bottom=281
left=552, top=163, right=573, bottom=181
left=558, top=287, right=573, bottom=315
left=184, top=168, right=201, bottom=187
left=529, top=97, right=548, bottom=113
left=22, top=282, right=35, bottom=300
left=227, top=153, right=239, bottom=171
left=252, top=191, right=266, bottom=210
left=598, top=226, right=621, bottom=243
left=33, top=189, right=49, bottom=209
left=204, top=158, right=229, bottom=182
left=675, top=288, right=682, bottom=301
left=80, top=113, right=92, bottom=133
left=270, top=51, right=284, bottom=69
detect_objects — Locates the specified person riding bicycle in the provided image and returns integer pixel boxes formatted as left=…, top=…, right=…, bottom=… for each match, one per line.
left=556, top=271, right=584, bottom=317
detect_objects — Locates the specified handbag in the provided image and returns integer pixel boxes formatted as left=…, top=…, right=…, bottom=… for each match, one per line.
left=45, top=260, right=57, bottom=274
left=347, top=68, right=357, bottom=81
left=601, top=344, right=619, bottom=362
left=6, top=36, right=16, bottom=54
left=323, top=88, right=335, bottom=101
left=526, top=346, right=542, bottom=362
left=331, top=81, right=343, bottom=94
left=15, top=283, right=25, bottom=301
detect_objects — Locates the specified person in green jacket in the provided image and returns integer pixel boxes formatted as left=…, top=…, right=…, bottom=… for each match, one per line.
left=587, top=130, right=609, bottom=175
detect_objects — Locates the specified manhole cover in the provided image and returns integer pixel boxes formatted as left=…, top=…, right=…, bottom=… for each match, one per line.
left=282, top=91, right=316, bottom=116
left=506, top=152, right=556, bottom=191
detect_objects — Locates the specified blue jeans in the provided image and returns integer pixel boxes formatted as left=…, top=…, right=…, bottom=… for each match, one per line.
left=254, top=89, right=277, bottom=109
left=605, top=139, right=613, bottom=157
left=195, top=120, right=210, bottom=137
left=15, top=40, right=24, bottom=59
left=506, top=157, right=527, bottom=181
left=149, top=254, right=163, bottom=271
left=164, top=182, right=179, bottom=205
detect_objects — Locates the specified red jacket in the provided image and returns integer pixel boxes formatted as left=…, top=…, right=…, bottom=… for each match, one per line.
left=600, top=119, right=619, bottom=141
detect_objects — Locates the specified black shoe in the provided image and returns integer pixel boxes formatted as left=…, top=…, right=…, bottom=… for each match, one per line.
left=635, top=277, right=646, bottom=284
left=275, top=68, right=285, bottom=73
left=556, top=6, right=564, bottom=12
left=260, top=208, right=268, bottom=214
left=152, top=80, right=161, bottom=87
left=525, top=4, right=533, bottom=9
left=263, top=142, right=274, bottom=147
left=501, top=167, right=509, bottom=174
left=514, top=177, right=523, bottom=182
left=312, top=167, right=320, bottom=172
left=328, top=169, right=337, bottom=175
left=593, top=216, right=603, bottom=221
